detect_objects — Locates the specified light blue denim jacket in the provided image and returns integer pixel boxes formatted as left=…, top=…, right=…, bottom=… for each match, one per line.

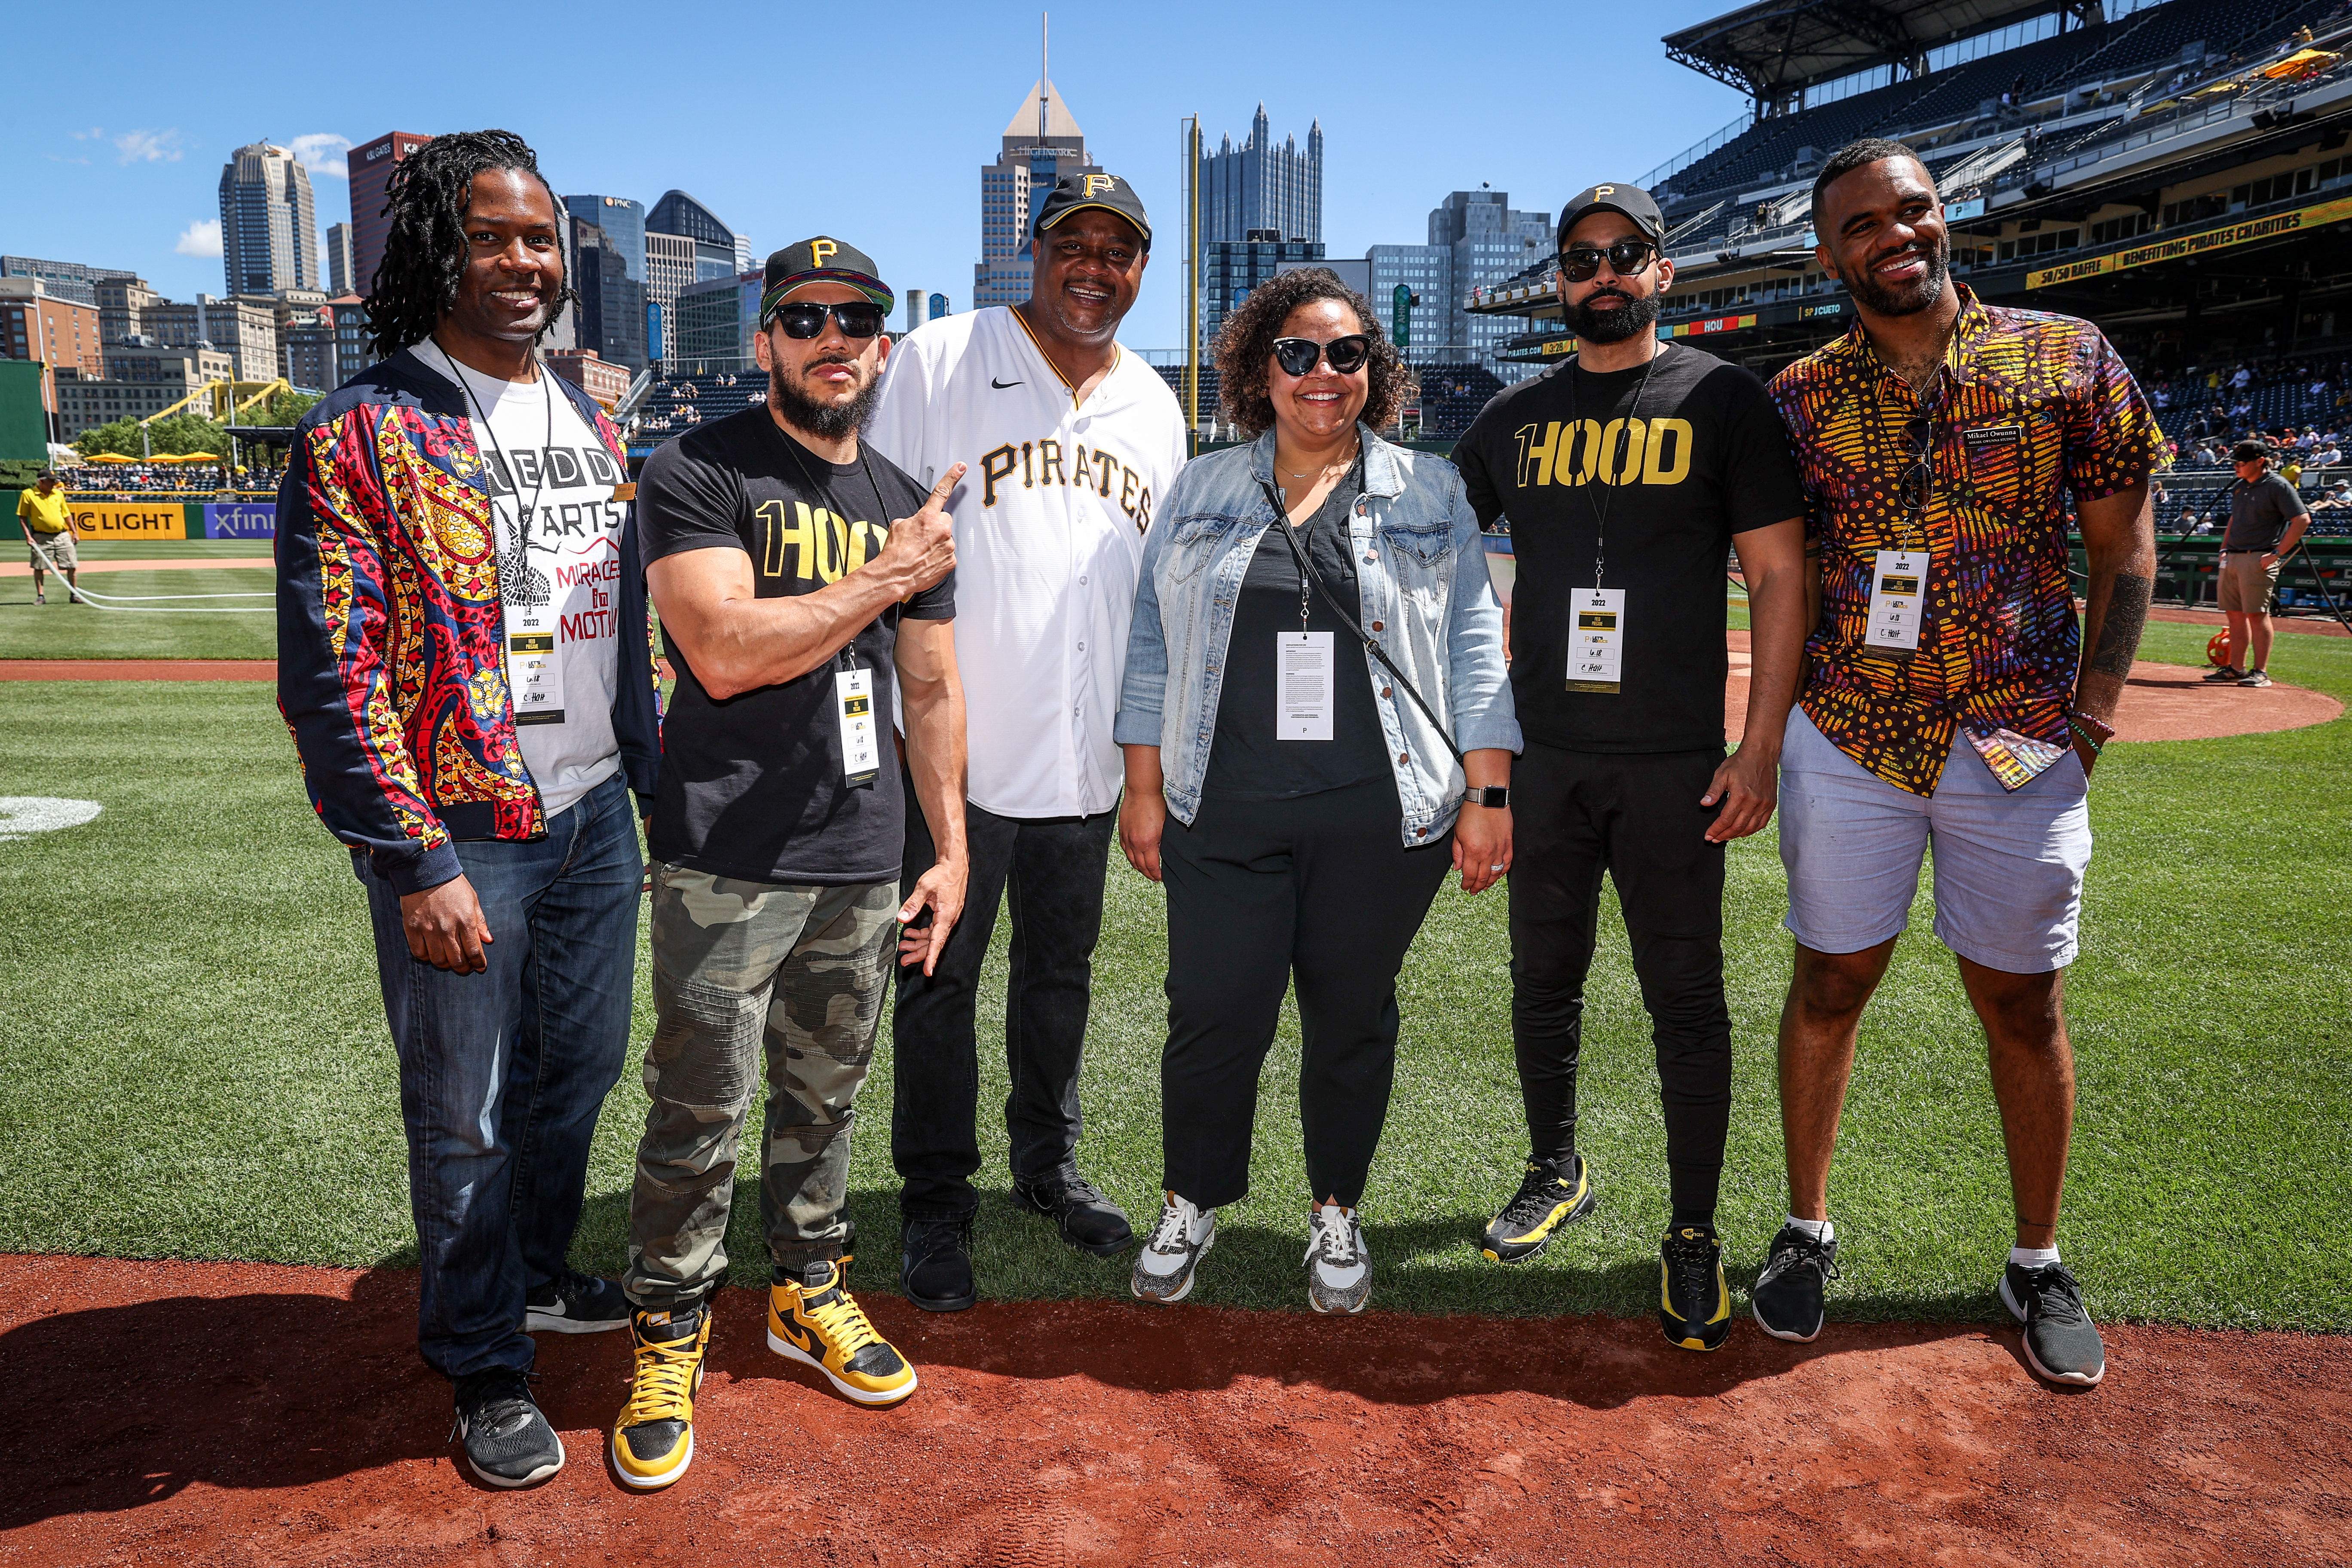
left=1114, top=425, right=1520, bottom=846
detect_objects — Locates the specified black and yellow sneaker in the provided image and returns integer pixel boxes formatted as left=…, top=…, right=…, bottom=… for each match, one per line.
left=766, top=1256, right=918, bottom=1406
left=609, top=1302, right=711, bottom=1491
left=1660, top=1222, right=1732, bottom=1351
left=1480, top=1154, right=1596, bottom=1264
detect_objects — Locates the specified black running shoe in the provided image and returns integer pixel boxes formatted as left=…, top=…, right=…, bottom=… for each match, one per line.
left=1752, top=1225, right=1840, bottom=1342
left=2201, top=664, right=2245, bottom=683
left=525, top=1270, right=629, bottom=1334
left=1660, top=1222, right=1731, bottom=1351
left=1013, top=1167, right=1135, bottom=1255
left=1479, top=1154, right=1596, bottom=1264
left=451, top=1368, right=564, bottom=1488
left=2001, top=1260, right=2107, bottom=1386
left=900, top=1215, right=977, bottom=1312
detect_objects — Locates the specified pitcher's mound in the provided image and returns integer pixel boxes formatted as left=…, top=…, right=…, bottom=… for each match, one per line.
left=1725, top=634, right=2341, bottom=744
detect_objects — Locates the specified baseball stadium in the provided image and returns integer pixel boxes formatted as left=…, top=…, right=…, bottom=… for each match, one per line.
left=2, top=2, right=2349, bottom=1562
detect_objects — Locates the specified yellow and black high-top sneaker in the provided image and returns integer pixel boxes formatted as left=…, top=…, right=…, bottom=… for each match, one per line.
left=766, top=1256, right=918, bottom=1406
left=608, top=1301, right=712, bottom=1490
left=1660, top=1222, right=1732, bottom=1351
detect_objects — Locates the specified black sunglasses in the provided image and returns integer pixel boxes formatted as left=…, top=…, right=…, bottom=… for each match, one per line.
left=1559, top=239, right=1660, bottom=283
left=1272, top=334, right=1372, bottom=377
left=769, top=301, right=887, bottom=340
left=1899, top=414, right=1935, bottom=513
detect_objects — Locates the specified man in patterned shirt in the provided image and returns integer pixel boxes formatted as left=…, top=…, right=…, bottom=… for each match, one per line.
left=1751, top=139, right=2158, bottom=1387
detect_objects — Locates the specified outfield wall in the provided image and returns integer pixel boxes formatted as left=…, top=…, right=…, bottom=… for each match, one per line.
left=0, top=493, right=276, bottom=542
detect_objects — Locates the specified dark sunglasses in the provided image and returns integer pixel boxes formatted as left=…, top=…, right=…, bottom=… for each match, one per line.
left=1271, top=334, right=1372, bottom=377
left=768, top=301, right=887, bottom=340
left=1559, top=239, right=1660, bottom=283
left=1899, top=415, right=1935, bottom=512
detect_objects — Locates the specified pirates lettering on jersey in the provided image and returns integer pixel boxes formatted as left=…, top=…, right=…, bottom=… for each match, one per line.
left=975, top=436, right=1155, bottom=529
left=752, top=500, right=888, bottom=584
left=1508, top=418, right=1695, bottom=488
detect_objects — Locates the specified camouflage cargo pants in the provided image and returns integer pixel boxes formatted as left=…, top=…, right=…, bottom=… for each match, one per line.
left=623, top=864, right=898, bottom=1310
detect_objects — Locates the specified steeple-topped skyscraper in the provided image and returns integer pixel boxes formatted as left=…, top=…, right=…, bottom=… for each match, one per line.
left=1200, top=107, right=1323, bottom=244
left=973, top=67, right=1104, bottom=309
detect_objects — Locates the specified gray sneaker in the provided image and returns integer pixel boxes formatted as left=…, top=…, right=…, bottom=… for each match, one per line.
left=2001, top=1260, right=2107, bottom=1386
left=1305, top=1202, right=1372, bottom=1315
left=2237, top=669, right=2274, bottom=688
left=1131, top=1194, right=1215, bottom=1304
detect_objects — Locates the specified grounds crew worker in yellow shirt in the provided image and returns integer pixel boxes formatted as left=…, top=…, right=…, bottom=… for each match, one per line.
left=17, top=472, right=79, bottom=605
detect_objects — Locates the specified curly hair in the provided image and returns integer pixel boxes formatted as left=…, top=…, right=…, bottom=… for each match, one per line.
left=1213, top=268, right=1416, bottom=439
left=365, top=130, right=567, bottom=358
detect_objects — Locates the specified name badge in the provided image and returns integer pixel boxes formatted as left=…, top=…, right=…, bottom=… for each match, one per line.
left=1865, top=549, right=1929, bottom=657
left=1566, top=586, right=1625, bottom=694
left=836, top=667, right=880, bottom=787
left=507, top=629, right=564, bottom=726
left=1277, top=631, right=1335, bottom=741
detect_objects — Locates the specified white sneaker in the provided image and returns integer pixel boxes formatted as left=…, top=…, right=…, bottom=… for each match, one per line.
left=1305, top=1201, right=1372, bottom=1315
left=1130, top=1192, right=1215, bottom=1304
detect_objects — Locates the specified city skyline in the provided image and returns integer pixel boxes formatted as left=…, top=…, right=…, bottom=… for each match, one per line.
left=0, top=1, right=1751, bottom=353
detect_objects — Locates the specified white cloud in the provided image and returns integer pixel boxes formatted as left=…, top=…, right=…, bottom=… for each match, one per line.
left=70, top=127, right=102, bottom=141
left=114, top=129, right=184, bottom=165
left=286, top=133, right=353, bottom=179
left=175, top=219, right=224, bottom=258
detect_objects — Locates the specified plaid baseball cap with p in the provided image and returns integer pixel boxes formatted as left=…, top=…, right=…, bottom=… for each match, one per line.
left=760, top=237, right=894, bottom=327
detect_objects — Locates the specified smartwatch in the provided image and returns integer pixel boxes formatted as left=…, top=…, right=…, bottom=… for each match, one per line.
left=1472, top=786, right=1510, bottom=808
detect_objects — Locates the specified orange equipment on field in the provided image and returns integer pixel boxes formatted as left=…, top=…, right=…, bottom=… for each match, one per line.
left=2208, top=630, right=2232, bottom=667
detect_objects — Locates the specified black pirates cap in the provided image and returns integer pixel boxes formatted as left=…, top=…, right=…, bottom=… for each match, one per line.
left=760, top=236, right=894, bottom=325
left=1557, top=183, right=1667, bottom=250
left=1033, top=172, right=1152, bottom=249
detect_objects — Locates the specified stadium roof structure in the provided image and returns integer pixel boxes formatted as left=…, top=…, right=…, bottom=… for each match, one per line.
left=1663, top=0, right=2086, bottom=97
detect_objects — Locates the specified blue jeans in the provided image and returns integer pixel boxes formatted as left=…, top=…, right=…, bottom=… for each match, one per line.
left=355, top=772, right=642, bottom=1381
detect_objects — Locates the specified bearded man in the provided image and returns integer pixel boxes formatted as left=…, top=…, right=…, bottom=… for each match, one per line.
left=607, top=237, right=969, bottom=1489
left=1452, top=184, right=1810, bottom=1352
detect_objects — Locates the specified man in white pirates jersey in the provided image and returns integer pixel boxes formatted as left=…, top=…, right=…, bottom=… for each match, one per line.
left=867, top=171, right=1187, bottom=1310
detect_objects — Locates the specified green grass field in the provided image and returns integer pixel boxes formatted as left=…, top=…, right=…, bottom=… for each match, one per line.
left=0, top=615, right=2346, bottom=1329
left=2, top=540, right=275, bottom=661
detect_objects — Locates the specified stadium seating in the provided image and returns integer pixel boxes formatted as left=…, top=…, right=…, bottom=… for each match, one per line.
left=631, top=371, right=768, bottom=445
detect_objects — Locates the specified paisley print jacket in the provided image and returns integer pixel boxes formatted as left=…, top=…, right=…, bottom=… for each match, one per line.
left=276, top=347, right=662, bottom=895
left=1769, top=285, right=2158, bottom=796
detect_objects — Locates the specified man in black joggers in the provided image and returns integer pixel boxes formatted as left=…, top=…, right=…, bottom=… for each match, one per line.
left=1452, top=182, right=1808, bottom=1351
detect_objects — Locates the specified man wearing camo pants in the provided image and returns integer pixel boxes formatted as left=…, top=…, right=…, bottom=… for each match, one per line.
left=607, top=238, right=970, bottom=1490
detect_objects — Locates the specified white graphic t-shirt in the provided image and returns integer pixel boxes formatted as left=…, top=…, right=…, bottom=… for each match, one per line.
left=418, top=340, right=625, bottom=818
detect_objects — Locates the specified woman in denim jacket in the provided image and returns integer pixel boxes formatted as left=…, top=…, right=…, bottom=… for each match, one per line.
left=1113, top=269, right=1521, bottom=1315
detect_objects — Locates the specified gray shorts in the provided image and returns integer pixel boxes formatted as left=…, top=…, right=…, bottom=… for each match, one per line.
left=1778, top=707, right=2092, bottom=974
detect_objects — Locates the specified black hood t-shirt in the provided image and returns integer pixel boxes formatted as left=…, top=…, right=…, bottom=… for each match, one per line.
left=636, top=406, right=955, bottom=885
left=1453, top=344, right=1803, bottom=753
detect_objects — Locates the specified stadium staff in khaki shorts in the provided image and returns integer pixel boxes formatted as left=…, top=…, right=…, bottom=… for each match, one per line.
left=17, top=472, right=79, bottom=604
left=2210, top=439, right=2311, bottom=689
left=611, top=236, right=968, bottom=1491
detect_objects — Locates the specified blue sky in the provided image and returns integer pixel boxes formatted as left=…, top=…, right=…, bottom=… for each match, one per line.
left=3, top=0, right=1750, bottom=350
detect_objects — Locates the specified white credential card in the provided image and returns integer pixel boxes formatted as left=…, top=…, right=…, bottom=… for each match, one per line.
left=506, top=624, right=564, bottom=726
left=836, top=667, right=881, bottom=786
left=1278, top=631, right=1335, bottom=741
left=1567, top=586, right=1626, bottom=694
left=1866, top=549, right=1930, bottom=655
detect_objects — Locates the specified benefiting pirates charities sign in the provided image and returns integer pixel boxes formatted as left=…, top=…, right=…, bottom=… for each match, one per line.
left=70, top=501, right=187, bottom=540
left=2028, top=193, right=2352, bottom=289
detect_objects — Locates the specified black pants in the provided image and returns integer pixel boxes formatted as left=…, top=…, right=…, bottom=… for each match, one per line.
left=1509, top=742, right=1732, bottom=1223
left=892, top=778, right=1117, bottom=1221
left=1161, top=778, right=1452, bottom=1210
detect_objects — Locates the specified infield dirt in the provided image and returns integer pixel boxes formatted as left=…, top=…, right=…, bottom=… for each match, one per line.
left=2, top=1254, right=2343, bottom=1567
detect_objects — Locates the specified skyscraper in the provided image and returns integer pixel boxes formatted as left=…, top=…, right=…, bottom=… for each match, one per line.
left=326, top=223, right=353, bottom=296
left=565, top=195, right=649, bottom=374
left=1428, top=189, right=1551, bottom=377
left=973, top=76, right=1103, bottom=309
left=218, top=143, right=321, bottom=295
left=346, top=132, right=432, bottom=301
left=1200, top=107, right=1323, bottom=244
left=648, top=192, right=748, bottom=285
left=644, top=231, right=696, bottom=363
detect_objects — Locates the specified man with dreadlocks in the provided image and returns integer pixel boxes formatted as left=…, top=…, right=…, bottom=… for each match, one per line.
left=276, top=129, right=663, bottom=1489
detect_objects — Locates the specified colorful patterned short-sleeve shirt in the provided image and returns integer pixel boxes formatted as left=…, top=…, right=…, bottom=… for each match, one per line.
left=1768, top=284, right=2159, bottom=796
